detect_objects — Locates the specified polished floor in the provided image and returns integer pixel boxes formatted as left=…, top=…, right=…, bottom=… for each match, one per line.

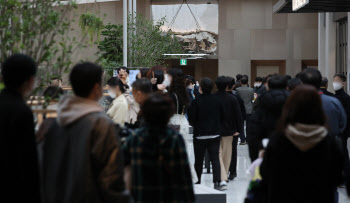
left=198, top=142, right=350, bottom=203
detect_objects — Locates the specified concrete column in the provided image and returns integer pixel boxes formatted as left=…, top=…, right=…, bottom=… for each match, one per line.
left=325, top=13, right=337, bottom=92
left=318, top=13, right=326, bottom=77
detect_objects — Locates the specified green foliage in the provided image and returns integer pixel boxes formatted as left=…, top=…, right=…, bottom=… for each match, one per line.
left=79, top=12, right=104, bottom=46
left=97, top=14, right=183, bottom=77
left=128, top=15, right=183, bottom=67
left=0, top=0, right=80, bottom=91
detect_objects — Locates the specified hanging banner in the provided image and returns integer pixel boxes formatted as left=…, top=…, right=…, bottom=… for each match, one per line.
left=128, top=70, right=140, bottom=86
left=293, top=0, right=309, bottom=11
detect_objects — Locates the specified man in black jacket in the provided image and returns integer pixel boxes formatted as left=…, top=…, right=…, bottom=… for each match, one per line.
left=0, top=54, right=40, bottom=202
left=188, top=77, right=223, bottom=191
left=226, top=77, right=246, bottom=180
left=333, top=73, right=350, bottom=192
left=247, top=75, right=289, bottom=162
left=215, top=76, right=243, bottom=189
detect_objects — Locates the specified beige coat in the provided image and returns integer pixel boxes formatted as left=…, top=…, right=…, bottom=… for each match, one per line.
left=107, top=94, right=129, bottom=126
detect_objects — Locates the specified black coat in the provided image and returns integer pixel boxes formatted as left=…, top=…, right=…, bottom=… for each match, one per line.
left=188, top=93, right=223, bottom=137
left=321, top=88, right=335, bottom=97
left=247, top=89, right=289, bottom=143
left=0, top=89, right=40, bottom=202
left=261, top=132, right=344, bottom=203
left=187, top=86, right=200, bottom=105
left=215, top=91, right=244, bottom=136
left=335, top=88, right=350, bottom=138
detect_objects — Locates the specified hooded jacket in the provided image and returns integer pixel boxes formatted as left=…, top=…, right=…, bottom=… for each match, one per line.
left=41, top=95, right=126, bottom=203
left=260, top=125, right=344, bottom=203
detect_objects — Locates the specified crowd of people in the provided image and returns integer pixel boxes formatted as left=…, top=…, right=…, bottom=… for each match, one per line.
left=1, top=53, right=350, bottom=203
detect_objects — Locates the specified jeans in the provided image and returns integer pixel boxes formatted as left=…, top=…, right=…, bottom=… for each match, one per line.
left=229, top=136, right=239, bottom=174
left=194, top=137, right=221, bottom=183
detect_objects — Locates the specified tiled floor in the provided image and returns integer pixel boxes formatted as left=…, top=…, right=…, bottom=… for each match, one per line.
left=198, top=143, right=350, bottom=203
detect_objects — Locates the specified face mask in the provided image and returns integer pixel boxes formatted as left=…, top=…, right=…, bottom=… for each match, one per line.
left=162, top=74, right=171, bottom=87
left=333, top=82, right=343, bottom=91
left=108, top=90, right=116, bottom=99
left=254, top=83, right=261, bottom=87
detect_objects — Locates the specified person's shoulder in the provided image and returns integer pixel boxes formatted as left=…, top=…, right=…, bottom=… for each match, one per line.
left=322, top=94, right=342, bottom=105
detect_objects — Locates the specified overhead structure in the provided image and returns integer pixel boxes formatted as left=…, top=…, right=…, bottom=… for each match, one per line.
left=273, top=0, right=350, bottom=13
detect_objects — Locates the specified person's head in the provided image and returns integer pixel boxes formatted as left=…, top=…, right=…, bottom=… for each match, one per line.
left=234, top=82, right=242, bottom=90
left=141, top=93, right=175, bottom=128
left=300, top=68, right=322, bottom=89
left=199, top=77, right=214, bottom=94
left=137, top=68, right=149, bottom=79
left=254, top=77, right=263, bottom=87
left=268, top=75, right=288, bottom=90
left=147, top=65, right=166, bottom=79
left=226, top=77, right=235, bottom=91
left=236, top=74, right=243, bottom=82
left=287, top=78, right=302, bottom=91
left=1, top=54, right=37, bottom=97
left=43, top=86, right=64, bottom=100
left=215, top=76, right=228, bottom=91
left=118, top=66, right=128, bottom=75
left=240, top=76, right=248, bottom=85
left=285, top=75, right=292, bottom=81
left=333, top=73, right=347, bottom=91
left=320, top=77, right=329, bottom=88
left=185, top=75, right=195, bottom=88
left=70, top=62, right=103, bottom=101
left=279, top=85, right=326, bottom=130
left=107, top=77, right=128, bottom=98
left=167, top=68, right=189, bottom=105
left=50, top=77, right=62, bottom=87
left=132, top=79, right=153, bottom=104
left=295, top=72, right=302, bottom=79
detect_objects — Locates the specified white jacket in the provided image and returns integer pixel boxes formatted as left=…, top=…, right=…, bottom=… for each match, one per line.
left=107, top=94, right=128, bottom=126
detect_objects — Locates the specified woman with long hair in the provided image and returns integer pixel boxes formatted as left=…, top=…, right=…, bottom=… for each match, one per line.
left=260, top=85, right=344, bottom=203
left=147, top=65, right=166, bottom=92
left=167, top=68, right=198, bottom=183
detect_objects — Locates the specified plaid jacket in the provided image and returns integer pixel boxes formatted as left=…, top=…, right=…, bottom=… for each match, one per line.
left=123, top=127, right=195, bottom=203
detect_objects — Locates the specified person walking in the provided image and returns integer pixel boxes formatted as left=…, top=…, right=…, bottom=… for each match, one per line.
left=41, top=63, right=126, bottom=203
left=215, top=76, right=243, bottom=189
left=123, top=93, right=195, bottom=203
left=236, top=76, right=254, bottom=145
left=167, top=68, right=198, bottom=183
left=260, top=85, right=344, bottom=203
left=247, top=75, right=289, bottom=162
left=188, top=78, right=223, bottom=190
left=106, top=77, right=129, bottom=126
left=0, top=54, right=40, bottom=202
left=227, top=77, right=246, bottom=180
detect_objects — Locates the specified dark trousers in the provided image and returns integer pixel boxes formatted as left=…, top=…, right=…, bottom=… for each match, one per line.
left=229, top=136, right=239, bottom=174
left=248, top=139, right=260, bottom=162
left=239, top=114, right=252, bottom=143
left=194, top=137, right=221, bottom=183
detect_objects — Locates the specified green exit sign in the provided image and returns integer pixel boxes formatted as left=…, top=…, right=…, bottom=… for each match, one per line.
left=180, top=59, right=187, bottom=66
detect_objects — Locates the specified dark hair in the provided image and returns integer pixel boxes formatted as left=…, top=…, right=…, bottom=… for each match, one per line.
left=300, top=68, right=322, bottom=89
left=118, top=66, right=129, bottom=74
left=234, top=82, right=242, bottom=90
left=200, top=77, right=214, bottom=94
left=43, top=86, right=64, bottom=100
left=107, top=77, right=128, bottom=94
left=285, top=75, right=292, bottom=81
left=268, top=75, right=288, bottom=90
left=186, top=75, right=196, bottom=84
left=295, top=72, right=302, bottom=79
left=1, top=54, right=37, bottom=89
left=70, top=62, right=103, bottom=98
left=240, top=76, right=248, bottom=85
left=147, top=65, right=166, bottom=78
left=255, top=77, right=263, bottom=82
left=227, top=77, right=236, bottom=90
left=279, top=85, right=326, bottom=130
left=215, top=76, right=228, bottom=91
left=334, top=73, right=347, bottom=82
left=151, top=70, right=165, bottom=92
left=167, top=68, right=189, bottom=106
left=287, top=78, right=302, bottom=91
left=142, top=93, right=175, bottom=127
left=236, top=74, right=243, bottom=81
left=320, top=77, right=329, bottom=87
left=243, top=75, right=249, bottom=81
left=132, top=78, right=152, bottom=94
left=139, top=68, right=149, bottom=79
